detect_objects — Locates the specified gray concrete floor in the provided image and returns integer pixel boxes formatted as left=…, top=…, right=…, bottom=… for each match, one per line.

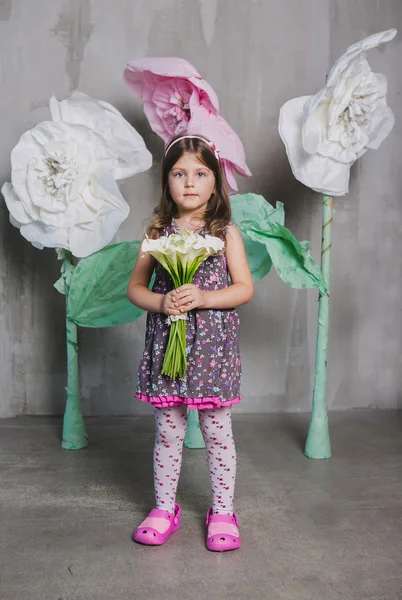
left=0, top=411, right=401, bottom=600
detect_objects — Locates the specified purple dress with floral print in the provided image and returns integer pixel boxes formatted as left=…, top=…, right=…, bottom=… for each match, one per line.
left=136, top=219, right=242, bottom=410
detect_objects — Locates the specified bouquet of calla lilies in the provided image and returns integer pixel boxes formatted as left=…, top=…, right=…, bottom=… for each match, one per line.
left=142, top=230, right=224, bottom=378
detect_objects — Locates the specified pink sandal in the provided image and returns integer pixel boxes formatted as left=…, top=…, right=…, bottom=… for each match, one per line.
left=206, top=508, right=241, bottom=552
left=133, top=504, right=181, bottom=545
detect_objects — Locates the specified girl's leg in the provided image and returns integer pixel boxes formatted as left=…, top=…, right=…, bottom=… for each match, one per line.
left=153, top=405, right=188, bottom=513
left=198, top=407, right=237, bottom=515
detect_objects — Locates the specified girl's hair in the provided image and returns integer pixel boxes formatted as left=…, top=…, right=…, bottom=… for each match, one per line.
left=145, top=134, right=232, bottom=239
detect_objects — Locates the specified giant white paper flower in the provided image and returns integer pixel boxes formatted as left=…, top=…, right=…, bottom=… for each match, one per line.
left=278, top=29, right=397, bottom=196
left=1, top=92, right=152, bottom=257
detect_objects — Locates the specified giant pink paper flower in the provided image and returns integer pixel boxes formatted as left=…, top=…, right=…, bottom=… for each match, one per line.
left=124, top=57, right=251, bottom=193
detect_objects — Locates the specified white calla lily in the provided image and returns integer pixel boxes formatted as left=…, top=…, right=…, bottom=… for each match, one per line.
left=278, top=29, right=397, bottom=196
left=203, top=234, right=224, bottom=254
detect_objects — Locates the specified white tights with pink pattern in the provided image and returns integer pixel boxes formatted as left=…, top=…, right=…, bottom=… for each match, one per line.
left=153, top=406, right=237, bottom=515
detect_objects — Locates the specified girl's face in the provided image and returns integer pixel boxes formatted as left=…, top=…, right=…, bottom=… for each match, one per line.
left=168, top=152, right=215, bottom=217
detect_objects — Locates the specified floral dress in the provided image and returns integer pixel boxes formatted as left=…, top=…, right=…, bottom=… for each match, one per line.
left=136, top=218, right=242, bottom=410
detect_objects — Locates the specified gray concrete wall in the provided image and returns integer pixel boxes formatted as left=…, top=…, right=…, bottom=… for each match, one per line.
left=1, top=0, right=401, bottom=417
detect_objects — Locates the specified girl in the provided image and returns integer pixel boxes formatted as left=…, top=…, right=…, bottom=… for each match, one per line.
left=127, top=134, right=253, bottom=552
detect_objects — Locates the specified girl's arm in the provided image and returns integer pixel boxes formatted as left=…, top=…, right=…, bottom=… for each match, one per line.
left=174, top=225, right=254, bottom=311
left=127, top=240, right=181, bottom=316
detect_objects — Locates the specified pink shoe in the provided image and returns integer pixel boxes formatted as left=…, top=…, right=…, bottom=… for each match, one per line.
left=133, top=504, right=181, bottom=546
left=206, top=508, right=241, bottom=552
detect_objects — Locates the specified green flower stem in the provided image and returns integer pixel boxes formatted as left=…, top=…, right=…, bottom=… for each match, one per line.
left=184, top=409, right=205, bottom=449
left=162, top=319, right=187, bottom=378
left=62, top=256, right=88, bottom=450
left=304, top=195, right=333, bottom=459
left=161, top=256, right=206, bottom=379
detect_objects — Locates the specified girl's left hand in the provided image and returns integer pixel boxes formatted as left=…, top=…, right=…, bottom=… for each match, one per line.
left=173, top=284, right=206, bottom=312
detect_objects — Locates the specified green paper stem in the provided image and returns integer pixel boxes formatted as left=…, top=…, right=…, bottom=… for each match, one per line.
left=304, top=195, right=333, bottom=459
left=62, top=256, right=88, bottom=450
left=184, top=409, right=206, bottom=449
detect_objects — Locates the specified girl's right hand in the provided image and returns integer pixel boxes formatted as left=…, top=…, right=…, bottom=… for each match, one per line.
left=161, top=290, right=181, bottom=316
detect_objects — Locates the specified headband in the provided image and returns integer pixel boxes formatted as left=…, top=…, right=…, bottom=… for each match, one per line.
left=164, top=135, right=220, bottom=161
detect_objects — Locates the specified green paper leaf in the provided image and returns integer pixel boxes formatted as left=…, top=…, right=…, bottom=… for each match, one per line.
left=54, top=274, right=66, bottom=295
left=230, top=193, right=284, bottom=282
left=67, top=241, right=153, bottom=328
left=241, top=219, right=327, bottom=295
left=53, top=256, right=75, bottom=295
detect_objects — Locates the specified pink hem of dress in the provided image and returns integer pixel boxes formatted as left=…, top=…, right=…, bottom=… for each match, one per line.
left=136, top=393, right=241, bottom=410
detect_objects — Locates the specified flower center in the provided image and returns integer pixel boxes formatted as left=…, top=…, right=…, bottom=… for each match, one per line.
left=337, top=68, right=379, bottom=135
left=37, top=145, right=81, bottom=201
left=339, top=95, right=373, bottom=132
left=165, top=103, right=190, bottom=135
left=164, top=89, right=192, bottom=135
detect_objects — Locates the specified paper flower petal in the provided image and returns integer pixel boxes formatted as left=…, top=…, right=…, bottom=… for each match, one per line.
left=188, top=107, right=251, bottom=192
left=19, top=220, right=69, bottom=251
left=124, top=56, right=219, bottom=114
left=1, top=182, right=32, bottom=225
left=49, top=91, right=152, bottom=180
left=279, top=97, right=350, bottom=195
left=68, top=171, right=129, bottom=257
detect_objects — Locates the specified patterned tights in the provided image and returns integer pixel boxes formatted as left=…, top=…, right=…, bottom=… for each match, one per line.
left=153, top=406, right=237, bottom=515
